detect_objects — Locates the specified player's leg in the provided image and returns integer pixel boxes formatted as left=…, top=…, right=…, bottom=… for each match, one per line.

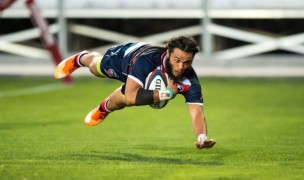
left=85, top=52, right=107, bottom=78
left=54, top=50, right=89, bottom=79
left=85, top=86, right=127, bottom=126
left=54, top=51, right=105, bottom=79
left=106, top=86, right=127, bottom=111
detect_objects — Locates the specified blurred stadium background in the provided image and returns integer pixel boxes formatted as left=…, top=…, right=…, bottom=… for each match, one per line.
left=0, top=0, right=304, bottom=77
left=1, top=1, right=304, bottom=179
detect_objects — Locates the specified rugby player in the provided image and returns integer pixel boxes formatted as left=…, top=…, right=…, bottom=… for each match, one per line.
left=54, top=36, right=216, bottom=149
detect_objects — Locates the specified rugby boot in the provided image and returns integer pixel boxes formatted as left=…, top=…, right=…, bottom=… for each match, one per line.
left=54, top=50, right=89, bottom=79
left=85, top=106, right=109, bottom=126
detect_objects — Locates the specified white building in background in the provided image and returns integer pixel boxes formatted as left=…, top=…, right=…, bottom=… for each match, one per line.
left=0, top=0, right=304, bottom=77
left=5, top=0, right=304, bottom=9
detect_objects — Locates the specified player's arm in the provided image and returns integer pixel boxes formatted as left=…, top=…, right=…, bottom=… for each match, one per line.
left=124, top=77, right=177, bottom=106
left=187, top=104, right=216, bottom=149
left=124, top=77, right=156, bottom=106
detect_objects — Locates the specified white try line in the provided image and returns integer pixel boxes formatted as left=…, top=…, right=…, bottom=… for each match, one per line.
left=0, top=83, right=70, bottom=98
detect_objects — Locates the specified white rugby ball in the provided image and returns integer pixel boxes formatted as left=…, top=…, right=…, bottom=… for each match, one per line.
left=145, top=70, right=170, bottom=109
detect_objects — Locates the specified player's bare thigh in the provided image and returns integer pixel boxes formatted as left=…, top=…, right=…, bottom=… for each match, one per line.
left=81, top=52, right=105, bottom=77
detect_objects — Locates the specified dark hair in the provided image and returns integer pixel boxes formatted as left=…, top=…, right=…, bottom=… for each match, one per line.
left=167, top=36, right=199, bottom=55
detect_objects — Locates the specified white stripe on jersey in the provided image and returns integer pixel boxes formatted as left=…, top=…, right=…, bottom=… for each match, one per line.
left=186, top=102, right=203, bottom=106
left=140, top=48, right=155, bottom=55
left=176, top=76, right=191, bottom=86
left=128, top=75, right=144, bottom=87
left=162, top=54, right=167, bottom=71
left=124, top=42, right=148, bottom=57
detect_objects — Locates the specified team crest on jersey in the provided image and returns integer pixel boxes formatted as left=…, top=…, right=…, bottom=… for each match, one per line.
left=104, top=69, right=119, bottom=78
left=174, top=77, right=191, bottom=93
left=176, top=82, right=191, bottom=93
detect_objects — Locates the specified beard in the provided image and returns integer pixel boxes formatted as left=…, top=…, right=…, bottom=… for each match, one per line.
left=164, top=55, right=177, bottom=81
left=164, top=54, right=191, bottom=82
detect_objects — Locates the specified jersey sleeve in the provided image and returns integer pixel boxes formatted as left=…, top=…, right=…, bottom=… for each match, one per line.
left=183, top=71, right=203, bottom=106
left=128, top=56, right=154, bottom=87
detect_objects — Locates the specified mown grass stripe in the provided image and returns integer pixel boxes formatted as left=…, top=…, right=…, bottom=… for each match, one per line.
left=0, top=83, right=69, bottom=98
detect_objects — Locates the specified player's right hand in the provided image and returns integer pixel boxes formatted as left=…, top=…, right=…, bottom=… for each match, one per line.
left=167, top=80, right=178, bottom=95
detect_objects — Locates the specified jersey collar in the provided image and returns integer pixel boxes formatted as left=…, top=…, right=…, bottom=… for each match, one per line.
left=160, top=51, right=167, bottom=71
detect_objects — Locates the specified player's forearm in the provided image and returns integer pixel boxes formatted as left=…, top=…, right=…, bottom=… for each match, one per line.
left=188, top=104, right=208, bottom=136
left=131, top=89, right=165, bottom=105
left=192, top=116, right=207, bottom=137
left=138, top=88, right=176, bottom=104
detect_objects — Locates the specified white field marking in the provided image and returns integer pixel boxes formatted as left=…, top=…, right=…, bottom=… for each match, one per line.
left=0, top=83, right=71, bottom=98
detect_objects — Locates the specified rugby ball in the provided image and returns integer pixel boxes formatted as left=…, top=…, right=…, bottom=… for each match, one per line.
left=145, top=70, right=170, bottom=109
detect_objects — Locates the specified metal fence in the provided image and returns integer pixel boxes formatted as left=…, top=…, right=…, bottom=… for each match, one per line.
left=0, top=0, right=303, bottom=76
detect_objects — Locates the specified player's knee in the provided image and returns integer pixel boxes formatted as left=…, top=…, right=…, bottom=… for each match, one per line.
left=88, top=63, right=99, bottom=76
left=85, top=52, right=102, bottom=64
left=88, top=53, right=104, bottom=77
left=124, top=95, right=135, bottom=106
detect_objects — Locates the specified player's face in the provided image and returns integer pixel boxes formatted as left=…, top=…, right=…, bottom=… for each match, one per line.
left=166, top=48, right=193, bottom=79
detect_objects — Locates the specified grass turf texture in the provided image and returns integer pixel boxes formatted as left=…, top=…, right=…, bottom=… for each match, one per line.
left=0, top=76, right=303, bottom=179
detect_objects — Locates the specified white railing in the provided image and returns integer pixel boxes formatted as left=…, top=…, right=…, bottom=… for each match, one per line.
left=0, top=0, right=303, bottom=60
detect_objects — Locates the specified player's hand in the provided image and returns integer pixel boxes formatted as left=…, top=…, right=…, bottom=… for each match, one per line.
left=195, top=139, right=216, bottom=149
left=166, top=80, right=178, bottom=95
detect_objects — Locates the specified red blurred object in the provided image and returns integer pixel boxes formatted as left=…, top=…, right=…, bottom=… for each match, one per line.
left=1, top=0, right=72, bottom=84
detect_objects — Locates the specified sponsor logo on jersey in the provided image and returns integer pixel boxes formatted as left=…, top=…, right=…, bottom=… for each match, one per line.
left=104, top=69, right=119, bottom=78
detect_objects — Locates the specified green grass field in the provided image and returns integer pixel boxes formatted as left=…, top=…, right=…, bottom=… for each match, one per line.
left=0, top=76, right=303, bottom=179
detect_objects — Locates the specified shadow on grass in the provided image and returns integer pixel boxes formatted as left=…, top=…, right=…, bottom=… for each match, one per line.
left=93, top=152, right=223, bottom=166
left=3, top=148, right=236, bottom=167
left=57, top=149, right=231, bottom=166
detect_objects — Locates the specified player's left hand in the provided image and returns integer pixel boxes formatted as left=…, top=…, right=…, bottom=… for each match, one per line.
left=195, top=139, right=216, bottom=149
left=167, top=80, right=178, bottom=96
